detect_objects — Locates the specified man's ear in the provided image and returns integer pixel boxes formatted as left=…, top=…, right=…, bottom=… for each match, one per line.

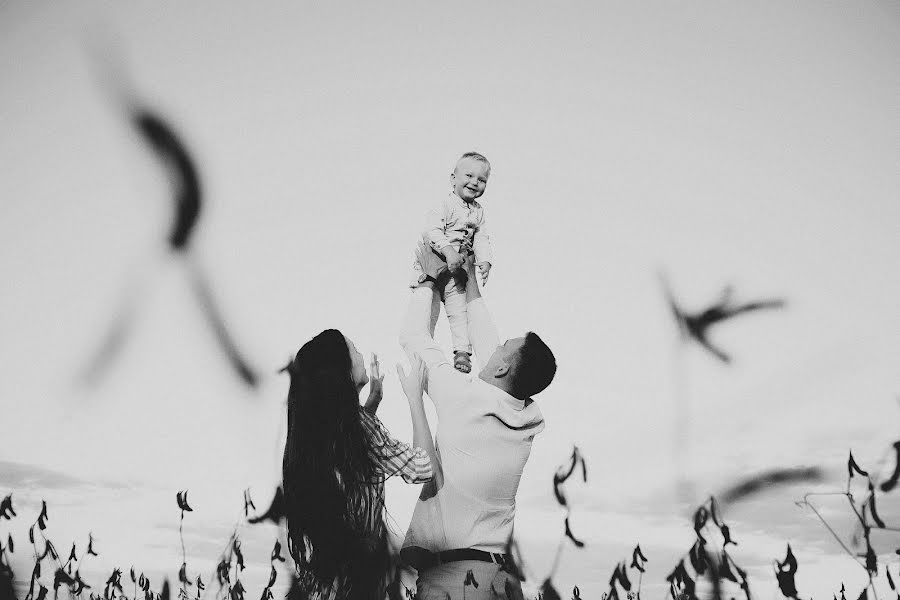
left=493, top=362, right=510, bottom=378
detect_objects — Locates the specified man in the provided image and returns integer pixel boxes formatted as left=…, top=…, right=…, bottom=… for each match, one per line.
left=399, top=242, right=557, bottom=600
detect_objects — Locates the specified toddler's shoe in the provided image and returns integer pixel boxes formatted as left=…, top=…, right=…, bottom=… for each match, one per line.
left=454, top=351, right=472, bottom=373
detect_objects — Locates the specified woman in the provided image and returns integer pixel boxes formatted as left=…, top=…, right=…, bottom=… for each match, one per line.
left=281, top=328, right=437, bottom=600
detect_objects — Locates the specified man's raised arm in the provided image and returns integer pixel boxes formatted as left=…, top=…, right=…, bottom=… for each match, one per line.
left=399, top=242, right=451, bottom=373
left=464, top=260, right=501, bottom=366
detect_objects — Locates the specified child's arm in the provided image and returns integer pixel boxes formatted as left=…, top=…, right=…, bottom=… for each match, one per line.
left=473, top=214, right=493, bottom=285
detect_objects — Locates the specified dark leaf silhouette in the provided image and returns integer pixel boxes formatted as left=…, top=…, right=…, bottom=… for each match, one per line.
left=248, top=487, right=285, bottom=525
left=36, top=584, right=48, bottom=600
left=848, top=452, right=869, bottom=479
left=271, top=540, right=286, bottom=562
left=179, top=562, right=192, bottom=586
left=887, top=566, right=896, bottom=590
left=719, top=553, right=738, bottom=583
left=231, top=580, right=245, bottom=600
left=80, top=292, right=141, bottom=387
left=55, top=568, right=76, bottom=593
left=0, top=495, right=15, bottom=520
left=27, top=562, right=40, bottom=599
left=572, top=586, right=581, bottom=600
left=130, top=567, right=136, bottom=583
left=7, top=534, right=12, bottom=553
left=161, top=578, right=171, bottom=600
left=721, top=524, right=736, bottom=546
left=689, top=540, right=709, bottom=575
left=775, top=544, right=800, bottom=599
left=74, top=571, right=92, bottom=595
left=105, top=568, right=123, bottom=597
left=720, top=466, right=823, bottom=504
left=267, top=566, right=277, bottom=588
left=693, top=506, right=709, bottom=537
left=665, top=560, right=696, bottom=599
left=564, top=517, right=585, bottom=548
left=880, top=441, right=900, bottom=492
left=139, top=574, right=146, bottom=589
left=217, top=559, right=230, bottom=586
left=29, top=525, right=34, bottom=544
left=38, top=500, right=48, bottom=530
left=541, top=579, right=561, bottom=600
left=609, top=563, right=631, bottom=591
left=132, top=109, right=200, bottom=252
left=87, top=534, right=98, bottom=556
left=464, top=569, right=479, bottom=588
left=197, top=575, right=204, bottom=591
left=552, top=447, right=584, bottom=507
left=630, top=545, right=648, bottom=573
left=176, top=491, right=193, bottom=512
left=865, top=537, right=877, bottom=574
left=188, top=264, right=259, bottom=387
left=233, top=539, right=245, bottom=571
left=68, top=543, right=77, bottom=563
left=553, top=476, right=568, bottom=507
left=46, top=541, right=58, bottom=560
left=243, top=489, right=256, bottom=517
left=661, top=275, right=786, bottom=364
left=82, top=94, right=258, bottom=388
left=867, top=483, right=886, bottom=528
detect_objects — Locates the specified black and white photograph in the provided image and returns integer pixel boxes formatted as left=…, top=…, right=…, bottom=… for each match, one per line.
left=1, top=2, right=899, bottom=599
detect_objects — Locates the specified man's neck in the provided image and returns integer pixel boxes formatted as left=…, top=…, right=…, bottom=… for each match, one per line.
left=479, top=373, right=521, bottom=400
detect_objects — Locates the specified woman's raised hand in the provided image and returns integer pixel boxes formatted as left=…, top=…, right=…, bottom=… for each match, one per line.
left=364, top=353, right=384, bottom=413
left=396, top=355, right=426, bottom=405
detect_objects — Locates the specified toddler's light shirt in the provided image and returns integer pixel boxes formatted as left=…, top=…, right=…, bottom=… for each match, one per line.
left=423, top=192, right=493, bottom=265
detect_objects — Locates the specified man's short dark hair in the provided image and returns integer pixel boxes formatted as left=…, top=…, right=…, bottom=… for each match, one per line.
left=512, top=332, right=556, bottom=399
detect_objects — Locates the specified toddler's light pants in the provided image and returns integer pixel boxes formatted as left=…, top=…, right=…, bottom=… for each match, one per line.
left=442, top=270, right=472, bottom=355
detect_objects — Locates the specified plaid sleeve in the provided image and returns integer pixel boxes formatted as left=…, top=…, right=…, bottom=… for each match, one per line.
left=360, top=409, right=433, bottom=484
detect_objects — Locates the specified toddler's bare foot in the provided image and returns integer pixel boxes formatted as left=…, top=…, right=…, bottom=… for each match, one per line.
left=454, top=351, right=472, bottom=373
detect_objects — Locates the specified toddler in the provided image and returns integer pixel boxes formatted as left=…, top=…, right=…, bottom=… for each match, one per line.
left=412, top=152, right=493, bottom=373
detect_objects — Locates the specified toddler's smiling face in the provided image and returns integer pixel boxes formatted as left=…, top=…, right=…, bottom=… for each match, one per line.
left=451, top=157, right=490, bottom=203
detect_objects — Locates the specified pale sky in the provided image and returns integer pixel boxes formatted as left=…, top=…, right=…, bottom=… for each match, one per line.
left=1, top=2, right=899, bottom=598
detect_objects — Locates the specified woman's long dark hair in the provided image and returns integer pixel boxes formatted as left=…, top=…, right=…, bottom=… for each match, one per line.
left=282, top=329, right=390, bottom=599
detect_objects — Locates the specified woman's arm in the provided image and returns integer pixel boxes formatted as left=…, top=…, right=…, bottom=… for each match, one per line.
left=363, top=353, right=384, bottom=414
left=360, top=410, right=433, bottom=485
left=397, top=357, right=443, bottom=491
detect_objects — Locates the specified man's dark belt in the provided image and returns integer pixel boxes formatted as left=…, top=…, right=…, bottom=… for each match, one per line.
left=417, top=548, right=507, bottom=571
